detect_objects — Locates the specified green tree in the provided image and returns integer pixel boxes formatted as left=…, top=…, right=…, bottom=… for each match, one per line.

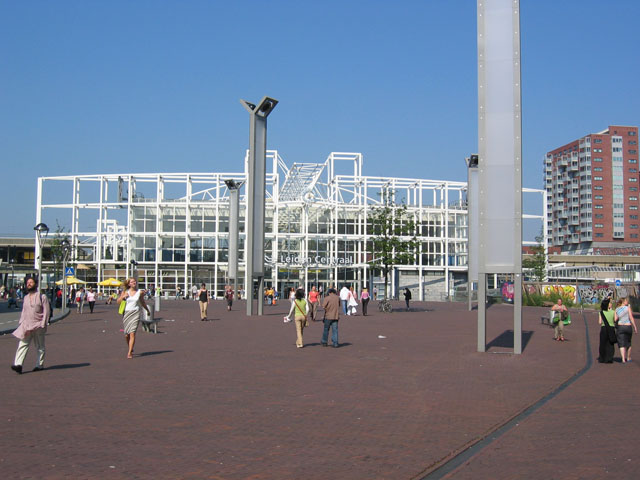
left=522, top=231, right=547, bottom=282
left=50, top=222, right=71, bottom=281
left=367, top=189, right=419, bottom=300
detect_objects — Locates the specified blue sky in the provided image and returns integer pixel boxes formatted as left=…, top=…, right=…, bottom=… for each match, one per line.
left=1, top=0, right=638, bottom=237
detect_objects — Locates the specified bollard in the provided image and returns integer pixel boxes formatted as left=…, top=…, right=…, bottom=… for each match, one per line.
left=155, top=294, right=160, bottom=313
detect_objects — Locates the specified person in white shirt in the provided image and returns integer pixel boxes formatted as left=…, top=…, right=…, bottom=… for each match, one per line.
left=339, top=285, right=350, bottom=315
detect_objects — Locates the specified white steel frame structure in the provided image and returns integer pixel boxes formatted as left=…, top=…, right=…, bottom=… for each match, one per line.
left=35, top=151, right=469, bottom=299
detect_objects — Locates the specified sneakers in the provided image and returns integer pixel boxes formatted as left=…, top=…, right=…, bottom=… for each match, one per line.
left=32, top=366, right=44, bottom=372
left=10, top=365, right=22, bottom=374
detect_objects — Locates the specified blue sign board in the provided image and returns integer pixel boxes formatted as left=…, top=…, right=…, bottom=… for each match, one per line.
left=615, top=279, right=622, bottom=287
left=65, top=267, right=75, bottom=277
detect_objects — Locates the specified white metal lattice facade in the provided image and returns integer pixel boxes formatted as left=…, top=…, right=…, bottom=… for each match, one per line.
left=36, top=151, right=469, bottom=299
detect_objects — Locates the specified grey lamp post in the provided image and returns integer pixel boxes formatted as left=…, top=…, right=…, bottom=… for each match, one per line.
left=9, top=259, right=15, bottom=289
left=466, top=154, right=478, bottom=313
left=225, top=179, right=245, bottom=305
left=34, top=222, right=49, bottom=293
left=240, top=96, right=278, bottom=316
left=61, top=239, right=70, bottom=314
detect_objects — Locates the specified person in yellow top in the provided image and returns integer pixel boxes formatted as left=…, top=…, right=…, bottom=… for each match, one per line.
left=286, top=289, right=309, bottom=348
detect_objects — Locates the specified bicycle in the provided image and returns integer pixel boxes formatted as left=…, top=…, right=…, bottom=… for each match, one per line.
left=378, top=299, right=393, bottom=313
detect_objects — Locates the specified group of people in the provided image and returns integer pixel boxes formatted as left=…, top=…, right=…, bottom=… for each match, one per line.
left=598, top=296, right=638, bottom=364
left=7, top=277, right=404, bottom=368
left=284, top=287, right=342, bottom=348
left=552, top=295, right=638, bottom=364
left=70, top=287, right=97, bottom=314
left=338, top=285, right=371, bottom=316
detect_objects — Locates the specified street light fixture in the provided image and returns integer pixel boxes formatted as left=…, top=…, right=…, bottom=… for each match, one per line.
left=34, top=222, right=49, bottom=293
left=225, top=179, right=245, bottom=301
left=61, top=239, right=70, bottom=313
left=130, top=259, right=139, bottom=284
left=9, top=259, right=15, bottom=289
left=240, top=96, right=278, bottom=316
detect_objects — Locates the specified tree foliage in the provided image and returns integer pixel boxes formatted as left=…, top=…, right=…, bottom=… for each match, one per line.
left=522, top=231, right=547, bottom=282
left=367, top=189, right=419, bottom=300
left=50, top=222, right=71, bottom=281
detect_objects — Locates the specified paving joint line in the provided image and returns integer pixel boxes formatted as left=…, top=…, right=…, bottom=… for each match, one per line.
left=415, top=310, right=593, bottom=480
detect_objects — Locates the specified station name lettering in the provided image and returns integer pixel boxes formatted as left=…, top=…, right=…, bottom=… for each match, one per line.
left=277, top=254, right=353, bottom=266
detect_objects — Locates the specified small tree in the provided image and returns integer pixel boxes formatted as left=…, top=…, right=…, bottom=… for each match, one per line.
left=367, top=189, right=419, bottom=300
left=523, top=231, right=547, bottom=282
left=50, top=222, right=71, bottom=282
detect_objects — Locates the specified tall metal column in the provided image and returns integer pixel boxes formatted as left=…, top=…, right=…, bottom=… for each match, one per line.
left=240, top=96, right=278, bottom=316
left=477, top=0, right=523, bottom=353
left=225, top=179, right=244, bottom=307
left=466, top=154, right=479, bottom=312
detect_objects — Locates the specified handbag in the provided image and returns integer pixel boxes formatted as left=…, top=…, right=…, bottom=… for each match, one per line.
left=600, top=311, right=617, bottom=343
left=118, top=300, right=126, bottom=315
left=295, top=300, right=309, bottom=327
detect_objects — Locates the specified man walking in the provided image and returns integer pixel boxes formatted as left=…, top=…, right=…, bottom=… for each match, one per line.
left=225, top=285, right=234, bottom=311
left=321, top=288, right=341, bottom=348
left=10, top=277, right=50, bottom=374
left=339, top=285, right=350, bottom=315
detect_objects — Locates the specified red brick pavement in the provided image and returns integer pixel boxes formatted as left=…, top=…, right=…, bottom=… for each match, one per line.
left=1, top=299, right=631, bottom=479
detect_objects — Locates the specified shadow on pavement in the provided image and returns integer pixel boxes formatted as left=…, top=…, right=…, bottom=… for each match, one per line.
left=137, top=350, right=173, bottom=357
left=45, top=362, right=91, bottom=370
left=487, top=330, right=534, bottom=352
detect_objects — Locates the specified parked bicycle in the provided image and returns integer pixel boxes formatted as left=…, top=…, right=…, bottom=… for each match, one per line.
left=378, top=299, right=393, bottom=313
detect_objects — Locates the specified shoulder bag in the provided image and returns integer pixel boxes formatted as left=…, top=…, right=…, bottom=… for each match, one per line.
left=600, top=311, right=617, bottom=343
left=295, top=300, right=309, bottom=327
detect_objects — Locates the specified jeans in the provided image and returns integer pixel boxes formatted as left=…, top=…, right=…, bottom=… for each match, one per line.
left=341, top=299, right=348, bottom=315
left=322, top=319, right=339, bottom=346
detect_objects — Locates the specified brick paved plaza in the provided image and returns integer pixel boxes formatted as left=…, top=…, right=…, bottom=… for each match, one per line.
left=2, top=299, right=639, bottom=479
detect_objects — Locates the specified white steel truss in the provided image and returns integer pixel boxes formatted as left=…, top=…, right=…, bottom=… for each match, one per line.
left=35, top=151, right=470, bottom=300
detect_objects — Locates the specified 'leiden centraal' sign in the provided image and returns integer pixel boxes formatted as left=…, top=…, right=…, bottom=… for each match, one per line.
left=266, top=255, right=354, bottom=266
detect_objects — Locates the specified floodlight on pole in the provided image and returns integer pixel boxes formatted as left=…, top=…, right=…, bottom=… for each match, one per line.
left=240, top=96, right=278, bottom=316
left=61, top=239, right=70, bottom=314
left=34, top=222, right=49, bottom=293
left=225, top=179, right=245, bottom=301
left=466, top=154, right=479, bottom=313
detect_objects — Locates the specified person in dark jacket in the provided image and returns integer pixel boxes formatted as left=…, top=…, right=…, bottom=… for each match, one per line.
left=404, top=288, right=412, bottom=310
left=321, top=288, right=341, bottom=348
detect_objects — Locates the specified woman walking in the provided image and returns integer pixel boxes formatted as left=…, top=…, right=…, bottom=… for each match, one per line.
left=360, top=288, right=370, bottom=316
left=117, top=278, right=151, bottom=359
left=615, top=297, right=638, bottom=363
left=287, top=288, right=309, bottom=348
left=198, top=283, right=210, bottom=321
left=308, top=286, right=319, bottom=321
left=347, top=286, right=358, bottom=315
left=86, top=287, right=96, bottom=313
left=598, top=297, right=616, bottom=363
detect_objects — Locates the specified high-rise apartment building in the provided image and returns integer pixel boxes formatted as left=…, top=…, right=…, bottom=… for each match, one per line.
left=545, top=125, right=639, bottom=254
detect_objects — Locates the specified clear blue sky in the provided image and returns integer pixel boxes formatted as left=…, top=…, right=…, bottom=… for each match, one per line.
left=1, top=0, right=638, bottom=237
